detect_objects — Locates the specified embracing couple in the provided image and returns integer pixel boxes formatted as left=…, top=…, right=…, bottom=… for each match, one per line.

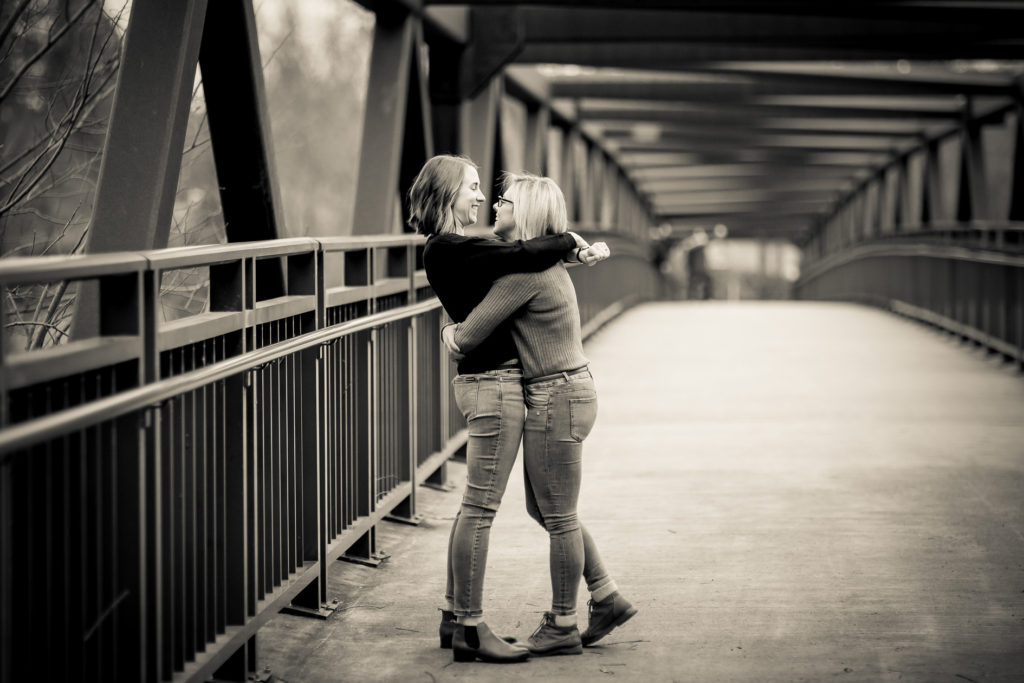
left=408, top=154, right=637, bottom=664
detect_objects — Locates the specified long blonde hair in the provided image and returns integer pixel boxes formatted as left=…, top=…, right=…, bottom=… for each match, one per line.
left=407, top=155, right=477, bottom=236
left=500, top=172, right=568, bottom=241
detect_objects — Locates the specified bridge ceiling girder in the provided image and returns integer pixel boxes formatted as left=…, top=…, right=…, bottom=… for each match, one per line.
left=424, top=0, right=1024, bottom=22
left=548, top=69, right=1018, bottom=99
left=511, top=9, right=1023, bottom=58
left=416, top=0, right=1024, bottom=245
left=637, top=178, right=854, bottom=194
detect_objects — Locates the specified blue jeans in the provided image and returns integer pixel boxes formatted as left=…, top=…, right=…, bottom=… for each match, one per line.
left=522, top=368, right=605, bottom=615
left=446, top=368, right=525, bottom=617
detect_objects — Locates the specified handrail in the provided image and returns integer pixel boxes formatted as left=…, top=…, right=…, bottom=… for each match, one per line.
left=0, top=251, right=149, bottom=283
left=0, top=298, right=441, bottom=458
left=799, top=240, right=1024, bottom=285
left=0, top=233, right=666, bottom=683
left=143, top=237, right=321, bottom=268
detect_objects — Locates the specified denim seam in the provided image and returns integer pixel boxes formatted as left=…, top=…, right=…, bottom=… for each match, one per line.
left=464, top=378, right=504, bottom=618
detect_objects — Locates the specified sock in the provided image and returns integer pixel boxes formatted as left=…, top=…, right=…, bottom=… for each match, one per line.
left=459, top=615, right=482, bottom=627
left=592, top=581, right=618, bottom=603
left=553, top=613, right=576, bottom=628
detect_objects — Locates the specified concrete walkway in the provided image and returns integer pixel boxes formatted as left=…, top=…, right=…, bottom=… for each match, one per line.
left=259, top=301, right=1024, bottom=683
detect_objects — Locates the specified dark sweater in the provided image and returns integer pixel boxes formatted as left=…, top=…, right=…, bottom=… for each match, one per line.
left=423, top=232, right=576, bottom=374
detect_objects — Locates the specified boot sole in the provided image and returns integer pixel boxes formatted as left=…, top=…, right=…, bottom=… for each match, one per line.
left=529, top=643, right=583, bottom=656
left=442, top=633, right=517, bottom=650
left=581, top=606, right=638, bottom=647
left=453, top=647, right=530, bottom=663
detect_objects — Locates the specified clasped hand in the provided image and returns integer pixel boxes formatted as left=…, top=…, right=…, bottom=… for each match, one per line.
left=568, top=232, right=611, bottom=266
left=442, top=323, right=464, bottom=361
left=578, top=241, right=610, bottom=266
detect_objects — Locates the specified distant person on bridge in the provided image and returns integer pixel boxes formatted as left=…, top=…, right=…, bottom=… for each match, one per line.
left=409, top=154, right=607, bottom=664
left=443, top=172, right=637, bottom=659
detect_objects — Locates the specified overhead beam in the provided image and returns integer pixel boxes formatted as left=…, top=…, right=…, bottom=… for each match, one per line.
left=617, top=150, right=892, bottom=167
left=637, top=177, right=855, bottom=194
left=515, top=8, right=1020, bottom=49
left=424, top=0, right=1024, bottom=24
left=653, top=198, right=833, bottom=214
left=518, top=39, right=1024, bottom=65
left=610, top=133, right=910, bottom=153
left=574, top=101, right=967, bottom=121
left=627, top=164, right=868, bottom=181
left=549, top=76, right=1017, bottom=100
left=651, top=188, right=840, bottom=204
left=589, top=117, right=945, bottom=136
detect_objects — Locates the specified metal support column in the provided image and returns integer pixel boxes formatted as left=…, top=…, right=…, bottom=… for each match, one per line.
left=464, top=78, right=503, bottom=199
left=199, top=0, right=287, bottom=299
left=353, top=11, right=416, bottom=235
left=74, top=0, right=208, bottom=339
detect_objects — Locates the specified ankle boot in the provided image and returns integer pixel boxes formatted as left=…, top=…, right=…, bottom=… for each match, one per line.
left=439, top=610, right=517, bottom=649
left=527, top=612, right=582, bottom=656
left=439, top=610, right=457, bottom=648
left=452, top=623, right=530, bottom=663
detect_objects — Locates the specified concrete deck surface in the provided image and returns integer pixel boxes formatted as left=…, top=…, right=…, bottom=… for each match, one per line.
left=259, top=301, right=1024, bottom=683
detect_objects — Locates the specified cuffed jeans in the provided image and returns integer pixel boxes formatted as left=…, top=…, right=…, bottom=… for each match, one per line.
left=446, top=368, right=525, bottom=617
left=523, top=368, right=610, bottom=616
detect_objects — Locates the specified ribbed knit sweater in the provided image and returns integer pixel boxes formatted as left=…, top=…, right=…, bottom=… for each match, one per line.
left=423, top=233, right=577, bottom=374
left=453, top=264, right=588, bottom=379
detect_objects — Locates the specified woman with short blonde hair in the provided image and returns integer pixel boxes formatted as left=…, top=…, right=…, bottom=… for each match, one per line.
left=492, top=172, right=568, bottom=241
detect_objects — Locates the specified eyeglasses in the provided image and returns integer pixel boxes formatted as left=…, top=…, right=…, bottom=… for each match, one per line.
left=496, top=196, right=514, bottom=208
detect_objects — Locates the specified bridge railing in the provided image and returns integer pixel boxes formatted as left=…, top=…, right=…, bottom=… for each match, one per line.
left=795, top=225, right=1024, bottom=368
left=0, top=232, right=664, bottom=682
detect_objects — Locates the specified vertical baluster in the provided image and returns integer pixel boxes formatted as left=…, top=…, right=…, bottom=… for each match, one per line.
left=205, top=378, right=216, bottom=642
left=342, top=334, right=350, bottom=527
left=195, top=349, right=208, bottom=653
left=1, top=456, right=12, bottom=683
left=272, top=350, right=281, bottom=587
left=161, top=397, right=177, bottom=679
left=42, top=440, right=56, bottom=676
left=287, top=349, right=297, bottom=573
left=99, top=394, right=115, bottom=679
left=224, top=372, right=248, bottom=627
left=214, top=379, right=226, bottom=634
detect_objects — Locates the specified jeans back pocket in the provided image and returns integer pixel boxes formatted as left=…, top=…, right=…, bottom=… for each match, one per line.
left=568, top=396, right=598, bottom=443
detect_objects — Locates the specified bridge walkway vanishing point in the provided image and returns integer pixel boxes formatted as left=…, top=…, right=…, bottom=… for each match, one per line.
left=256, top=300, right=1024, bottom=683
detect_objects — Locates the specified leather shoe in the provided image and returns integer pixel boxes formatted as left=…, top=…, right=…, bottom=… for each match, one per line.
left=439, top=610, right=517, bottom=649
left=452, top=623, right=530, bottom=663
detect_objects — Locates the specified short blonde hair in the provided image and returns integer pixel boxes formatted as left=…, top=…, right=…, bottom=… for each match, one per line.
left=407, top=155, right=477, bottom=236
left=500, top=172, right=568, bottom=241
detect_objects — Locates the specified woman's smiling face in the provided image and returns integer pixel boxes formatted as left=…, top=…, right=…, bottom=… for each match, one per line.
left=452, top=165, right=485, bottom=230
left=492, top=193, right=516, bottom=241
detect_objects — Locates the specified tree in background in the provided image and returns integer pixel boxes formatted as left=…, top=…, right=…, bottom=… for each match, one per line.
left=0, top=0, right=126, bottom=349
left=1, top=0, right=375, bottom=348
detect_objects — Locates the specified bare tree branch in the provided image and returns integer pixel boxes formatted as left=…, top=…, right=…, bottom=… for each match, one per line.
left=28, top=222, right=86, bottom=349
left=0, top=56, right=117, bottom=210
left=7, top=319, right=71, bottom=341
left=0, top=0, right=34, bottom=51
left=0, top=0, right=97, bottom=103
